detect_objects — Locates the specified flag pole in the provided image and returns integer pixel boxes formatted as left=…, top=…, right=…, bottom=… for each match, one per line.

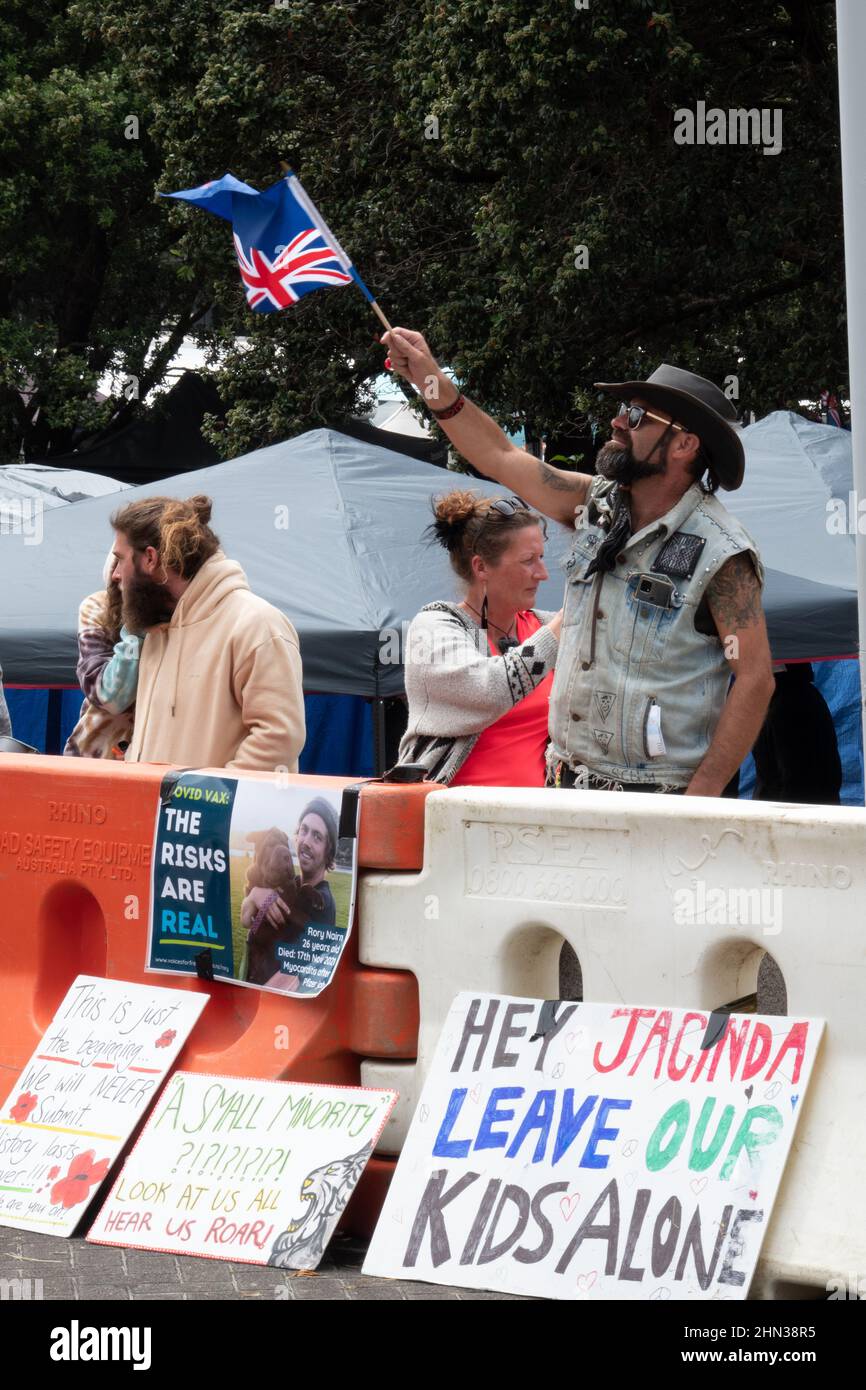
left=280, top=162, right=393, bottom=333
left=837, top=2, right=866, bottom=770
left=277, top=166, right=416, bottom=406
left=368, top=300, right=393, bottom=334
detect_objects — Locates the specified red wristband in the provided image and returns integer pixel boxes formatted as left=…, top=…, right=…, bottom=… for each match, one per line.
left=430, top=393, right=466, bottom=421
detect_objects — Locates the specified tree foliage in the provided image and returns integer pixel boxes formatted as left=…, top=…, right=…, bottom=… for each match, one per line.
left=0, top=0, right=845, bottom=463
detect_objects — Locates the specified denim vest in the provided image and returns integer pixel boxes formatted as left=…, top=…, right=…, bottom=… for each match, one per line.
left=549, top=480, right=763, bottom=786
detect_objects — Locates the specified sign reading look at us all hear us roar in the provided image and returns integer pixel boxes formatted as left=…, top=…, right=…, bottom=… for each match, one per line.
left=0, top=976, right=207, bottom=1236
left=87, top=1074, right=397, bottom=1270
left=364, top=993, right=823, bottom=1300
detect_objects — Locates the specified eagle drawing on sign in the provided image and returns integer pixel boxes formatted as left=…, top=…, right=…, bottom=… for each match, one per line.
left=267, top=1142, right=372, bottom=1270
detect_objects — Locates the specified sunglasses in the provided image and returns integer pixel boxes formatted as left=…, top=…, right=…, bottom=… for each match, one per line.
left=619, top=401, right=684, bottom=433
left=480, top=496, right=548, bottom=537
left=488, top=495, right=528, bottom=517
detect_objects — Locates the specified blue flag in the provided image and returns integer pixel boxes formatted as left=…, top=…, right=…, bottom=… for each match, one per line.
left=163, top=171, right=373, bottom=314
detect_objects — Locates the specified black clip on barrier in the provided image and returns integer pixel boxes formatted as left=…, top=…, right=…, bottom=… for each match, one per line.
left=382, top=763, right=428, bottom=784
left=529, top=999, right=578, bottom=1043
left=338, top=763, right=428, bottom=843
left=159, top=767, right=200, bottom=808
left=195, top=948, right=215, bottom=982
left=700, top=992, right=758, bottom=1050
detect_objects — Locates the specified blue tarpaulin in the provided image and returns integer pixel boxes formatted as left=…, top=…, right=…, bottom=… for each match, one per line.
left=4, top=689, right=375, bottom=779
left=7, top=661, right=860, bottom=800
left=737, top=658, right=863, bottom=805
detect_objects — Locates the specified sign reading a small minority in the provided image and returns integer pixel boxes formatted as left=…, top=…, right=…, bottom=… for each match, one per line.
left=0, top=976, right=207, bottom=1236
left=364, top=993, right=823, bottom=1300
left=88, top=1073, right=396, bottom=1269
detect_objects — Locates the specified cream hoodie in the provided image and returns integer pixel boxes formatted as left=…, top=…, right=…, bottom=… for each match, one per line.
left=127, top=552, right=305, bottom=772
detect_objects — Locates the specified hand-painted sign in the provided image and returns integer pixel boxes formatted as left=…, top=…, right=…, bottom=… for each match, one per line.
left=87, top=1073, right=396, bottom=1269
left=364, top=993, right=823, bottom=1300
left=147, top=773, right=357, bottom=997
left=0, top=976, right=207, bottom=1236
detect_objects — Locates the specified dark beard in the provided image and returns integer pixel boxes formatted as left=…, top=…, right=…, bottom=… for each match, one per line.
left=122, top=572, right=175, bottom=631
left=299, top=857, right=328, bottom=888
left=596, top=436, right=668, bottom=485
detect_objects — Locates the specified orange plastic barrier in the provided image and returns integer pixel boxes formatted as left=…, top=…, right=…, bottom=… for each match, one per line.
left=0, top=755, right=433, bottom=1235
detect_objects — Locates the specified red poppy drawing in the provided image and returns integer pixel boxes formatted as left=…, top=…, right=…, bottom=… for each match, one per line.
left=9, top=1092, right=38, bottom=1124
left=49, top=1151, right=111, bottom=1210
left=154, top=1029, right=176, bottom=1049
left=47, top=1167, right=60, bottom=1180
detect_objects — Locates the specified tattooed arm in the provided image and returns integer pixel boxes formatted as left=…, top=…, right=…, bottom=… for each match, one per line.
left=382, top=327, right=591, bottom=525
left=686, top=551, right=775, bottom=797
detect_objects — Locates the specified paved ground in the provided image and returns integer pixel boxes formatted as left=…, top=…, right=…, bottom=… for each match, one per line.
left=0, top=1227, right=527, bottom=1301
left=0, top=954, right=785, bottom=1305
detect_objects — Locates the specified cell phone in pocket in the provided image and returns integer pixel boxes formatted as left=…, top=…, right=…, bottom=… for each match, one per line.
left=634, top=573, right=676, bottom=610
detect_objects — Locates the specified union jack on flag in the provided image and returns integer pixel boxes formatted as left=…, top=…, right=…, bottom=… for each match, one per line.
left=232, top=227, right=353, bottom=311
left=161, top=170, right=372, bottom=315
left=820, top=389, right=844, bottom=429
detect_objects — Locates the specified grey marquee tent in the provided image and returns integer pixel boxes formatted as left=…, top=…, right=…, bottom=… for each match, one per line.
left=0, top=416, right=857, bottom=702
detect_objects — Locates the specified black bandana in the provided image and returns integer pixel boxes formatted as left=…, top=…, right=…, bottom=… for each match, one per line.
left=585, top=482, right=631, bottom=578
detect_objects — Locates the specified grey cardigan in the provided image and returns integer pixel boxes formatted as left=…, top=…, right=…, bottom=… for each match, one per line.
left=397, top=602, right=558, bottom=784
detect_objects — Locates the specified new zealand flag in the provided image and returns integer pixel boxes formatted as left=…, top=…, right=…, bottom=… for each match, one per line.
left=163, top=171, right=367, bottom=313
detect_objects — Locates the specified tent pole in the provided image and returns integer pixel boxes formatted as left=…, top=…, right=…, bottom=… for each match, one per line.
left=373, top=697, right=387, bottom=777
left=46, top=688, right=64, bottom=754
left=837, top=2, right=866, bottom=786
left=372, top=659, right=385, bottom=776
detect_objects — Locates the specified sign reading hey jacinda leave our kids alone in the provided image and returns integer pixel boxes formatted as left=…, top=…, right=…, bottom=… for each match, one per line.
left=364, top=993, right=823, bottom=1300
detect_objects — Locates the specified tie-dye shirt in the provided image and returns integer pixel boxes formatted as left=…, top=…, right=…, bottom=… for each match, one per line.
left=64, top=591, right=140, bottom=759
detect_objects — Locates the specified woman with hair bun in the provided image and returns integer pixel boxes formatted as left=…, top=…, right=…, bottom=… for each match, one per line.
left=109, top=493, right=305, bottom=771
left=398, top=489, right=562, bottom=785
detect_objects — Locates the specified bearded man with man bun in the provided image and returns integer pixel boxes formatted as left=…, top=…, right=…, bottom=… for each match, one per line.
left=110, top=494, right=305, bottom=771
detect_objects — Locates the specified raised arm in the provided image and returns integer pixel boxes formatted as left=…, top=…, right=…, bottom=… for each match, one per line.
left=382, top=327, right=591, bottom=526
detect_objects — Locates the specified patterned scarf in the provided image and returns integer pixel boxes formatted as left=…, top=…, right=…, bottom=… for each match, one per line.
left=585, top=480, right=631, bottom=578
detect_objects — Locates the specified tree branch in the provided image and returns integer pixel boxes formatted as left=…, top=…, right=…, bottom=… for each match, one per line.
left=609, top=267, right=823, bottom=355
left=80, top=296, right=213, bottom=448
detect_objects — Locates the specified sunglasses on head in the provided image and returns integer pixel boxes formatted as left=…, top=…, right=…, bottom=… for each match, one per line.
left=619, top=401, right=684, bottom=433
left=487, top=495, right=528, bottom=518
left=480, top=496, right=548, bottom=538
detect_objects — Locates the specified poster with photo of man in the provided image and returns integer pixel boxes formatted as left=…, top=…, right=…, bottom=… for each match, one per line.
left=146, top=772, right=357, bottom=998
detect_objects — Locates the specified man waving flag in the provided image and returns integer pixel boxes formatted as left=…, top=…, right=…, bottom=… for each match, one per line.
left=162, top=170, right=389, bottom=324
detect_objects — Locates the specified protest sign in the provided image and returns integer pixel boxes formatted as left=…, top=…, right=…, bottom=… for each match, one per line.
left=87, top=1073, right=397, bottom=1268
left=0, top=976, right=207, bottom=1236
left=364, top=993, right=823, bottom=1300
left=147, top=772, right=357, bottom=997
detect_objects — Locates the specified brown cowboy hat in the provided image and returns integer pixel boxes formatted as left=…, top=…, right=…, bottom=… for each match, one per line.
left=593, top=363, right=745, bottom=490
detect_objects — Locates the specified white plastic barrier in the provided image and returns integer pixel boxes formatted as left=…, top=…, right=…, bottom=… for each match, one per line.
left=359, top=787, right=866, bottom=1296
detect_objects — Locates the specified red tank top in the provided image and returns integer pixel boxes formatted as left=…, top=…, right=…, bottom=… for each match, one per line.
left=451, top=611, right=553, bottom=788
